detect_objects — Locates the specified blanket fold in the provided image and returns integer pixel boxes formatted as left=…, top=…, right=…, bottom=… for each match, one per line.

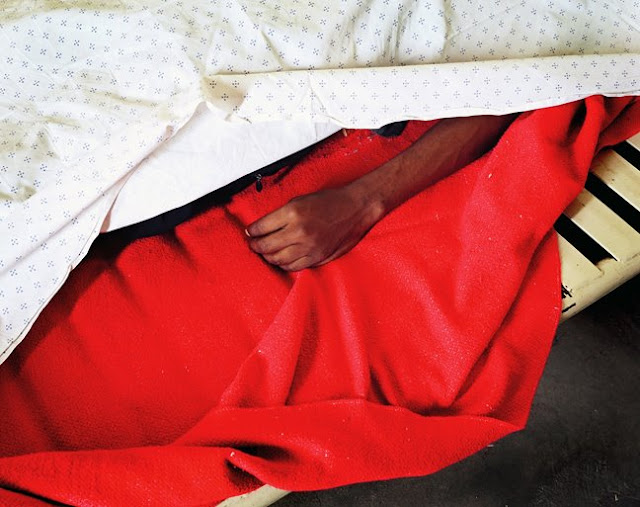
left=0, top=96, right=638, bottom=506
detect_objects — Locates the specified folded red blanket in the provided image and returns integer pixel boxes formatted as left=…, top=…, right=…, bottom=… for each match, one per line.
left=0, top=97, right=638, bottom=506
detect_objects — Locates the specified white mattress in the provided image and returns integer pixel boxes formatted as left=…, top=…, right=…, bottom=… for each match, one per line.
left=1, top=0, right=639, bottom=363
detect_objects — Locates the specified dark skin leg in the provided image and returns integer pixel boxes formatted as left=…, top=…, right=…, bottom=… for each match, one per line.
left=246, top=114, right=517, bottom=271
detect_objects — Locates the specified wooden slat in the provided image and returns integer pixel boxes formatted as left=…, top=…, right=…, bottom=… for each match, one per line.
left=563, top=189, right=640, bottom=262
left=217, top=486, right=289, bottom=507
left=560, top=253, right=640, bottom=322
left=591, top=150, right=640, bottom=212
left=626, top=132, right=640, bottom=151
left=557, top=233, right=603, bottom=291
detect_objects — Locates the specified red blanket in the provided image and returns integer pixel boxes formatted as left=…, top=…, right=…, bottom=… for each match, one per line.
left=0, top=97, right=638, bottom=506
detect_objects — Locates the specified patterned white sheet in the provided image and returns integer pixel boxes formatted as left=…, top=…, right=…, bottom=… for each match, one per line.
left=1, top=0, right=639, bottom=363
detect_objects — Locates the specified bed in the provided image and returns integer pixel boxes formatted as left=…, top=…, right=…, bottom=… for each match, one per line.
left=0, top=98, right=638, bottom=506
left=1, top=2, right=639, bottom=506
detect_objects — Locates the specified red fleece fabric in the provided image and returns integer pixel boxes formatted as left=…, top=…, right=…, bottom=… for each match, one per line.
left=0, top=97, right=638, bottom=506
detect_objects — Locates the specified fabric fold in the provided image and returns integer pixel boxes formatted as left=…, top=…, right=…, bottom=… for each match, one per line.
left=1, top=96, right=638, bottom=505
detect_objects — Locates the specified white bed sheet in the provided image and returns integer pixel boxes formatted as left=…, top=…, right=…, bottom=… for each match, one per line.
left=102, top=105, right=340, bottom=232
left=1, top=0, right=639, bottom=363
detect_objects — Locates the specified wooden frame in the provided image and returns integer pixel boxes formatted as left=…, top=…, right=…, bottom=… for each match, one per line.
left=559, top=133, right=640, bottom=320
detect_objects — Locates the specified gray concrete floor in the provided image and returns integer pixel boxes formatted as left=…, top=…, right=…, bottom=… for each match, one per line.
left=276, top=277, right=640, bottom=507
